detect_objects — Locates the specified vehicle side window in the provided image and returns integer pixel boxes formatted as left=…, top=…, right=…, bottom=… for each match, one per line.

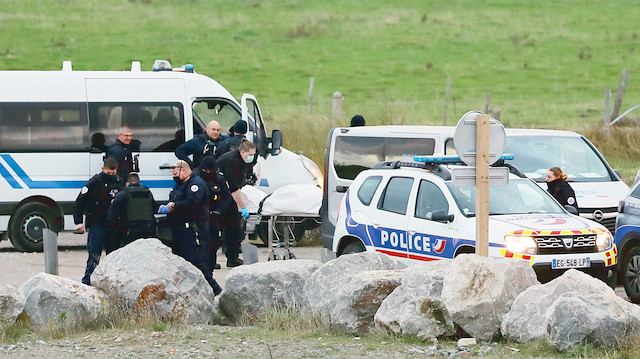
left=378, top=177, right=414, bottom=215
left=0, top=103, right=87, bottom=152
left=192, top=99, right=241, bottom=135
left=415, top=180, right=449, bottom=220
left=88, top=103, right=184, bottom=152
left=445, top=138, right=456, bottom=155
left=357, top=176, right=382, bottom=205
left=631, top=184, right=640, bottom=199
left=386, top=138, right=435, bottom=161
left=245, top=99, right=267, bottom=155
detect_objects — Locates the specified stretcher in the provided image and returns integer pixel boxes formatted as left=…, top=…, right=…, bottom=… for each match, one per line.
left=242, top=184, right=322, bottom=261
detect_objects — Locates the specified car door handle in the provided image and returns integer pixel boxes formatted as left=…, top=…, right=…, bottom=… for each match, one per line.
left=336, top=185, right=349, bottom=193
left=159, top=163, right=172, bottom=170
left=408, top=228, right=417, bottom=234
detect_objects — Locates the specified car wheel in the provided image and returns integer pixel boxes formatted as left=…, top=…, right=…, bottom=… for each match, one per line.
left=622, top=247, right=640, bottom=304
left=341, top=240, right=365, bottom=255
left=9, top=202, right=57, bottom=252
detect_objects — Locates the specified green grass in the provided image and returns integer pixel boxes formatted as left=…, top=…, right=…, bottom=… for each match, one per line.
left=1, top=0, right=640, bottom=170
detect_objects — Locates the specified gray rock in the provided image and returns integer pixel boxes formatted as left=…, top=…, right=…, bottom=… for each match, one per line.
left=442, top=254, right=539, bottom=341
left=375, top=261, right=457, bottom=339
left=218, top=259, right=322, bottom=321
left=0, top=284, right=25, bottom=325
left=502, top=269, right=640, bottom=350
left=20, top=273, right=106, bottom=328
left=91, top=238, right=214, bottom=324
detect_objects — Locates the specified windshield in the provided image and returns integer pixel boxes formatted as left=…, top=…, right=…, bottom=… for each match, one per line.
left=192, top=99, right=241, bottom=135
left=446, top=178, right=565, bottom=217
left=504, top=136, right=610, bottom=182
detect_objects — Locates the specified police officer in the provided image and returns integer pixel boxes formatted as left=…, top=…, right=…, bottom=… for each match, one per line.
left=217, top=140, right=257, bottom=267
left=107, top=126, right=135, bottom=179
left=546, top=166, right=579, bottom=211
left=159, top=160, right=223, bottom=295
left=175, top=120, right=227, bottom=169
left=198, top=156, right=236, bottom=272
left=107, top=172, right=157, bottom=248
left=74, top=157, right=126, bottom=285
left=214, top=120, right=247, bottom=158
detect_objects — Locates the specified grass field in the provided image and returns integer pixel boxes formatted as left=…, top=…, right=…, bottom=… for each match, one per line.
left=1, top=0, right=640, bottom=179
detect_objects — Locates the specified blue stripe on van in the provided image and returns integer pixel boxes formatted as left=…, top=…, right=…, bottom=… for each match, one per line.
left=0, top=154, right=175, bottom=190
left=0, top=161, right=23, bottom=189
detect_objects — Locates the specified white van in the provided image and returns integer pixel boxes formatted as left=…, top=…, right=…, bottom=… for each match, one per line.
left=320, top=125, right=627, bottom=248
left=0, top=60, right=322, bottom=251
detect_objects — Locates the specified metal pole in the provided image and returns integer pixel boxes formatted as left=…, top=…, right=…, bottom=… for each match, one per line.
left=43, top=229, right=59, bottom=275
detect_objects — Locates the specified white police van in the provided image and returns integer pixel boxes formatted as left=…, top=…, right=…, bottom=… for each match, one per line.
left=0, top=60, right=322, bottom=251
left=321, top=125, right=627, bottom=248
left=332, top=157, right=618, bottom=285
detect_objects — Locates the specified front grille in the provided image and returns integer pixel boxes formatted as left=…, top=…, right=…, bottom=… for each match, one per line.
left=576, top=207, right=618, bottom=234
left=535, top=235, right=597, bottom=254
left=598, top=218, right=616, bottom=234
left=578, top=207, right=618, bottom=214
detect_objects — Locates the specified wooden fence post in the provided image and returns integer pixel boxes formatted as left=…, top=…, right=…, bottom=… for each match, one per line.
left=332, top=91, right=343, bottom=127
left=475, top=115, right=490, bottom=257
left=604, top=88, right=612, bottom=132
left=483, top=93, right=490, bottom=114
left=308, top=77, right=315, bottom=115
left=612, top=69, right=630, bottom=121
left=442, top=76, right=452, bottom=125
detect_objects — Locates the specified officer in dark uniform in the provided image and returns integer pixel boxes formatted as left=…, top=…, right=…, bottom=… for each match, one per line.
left=198, top=156, right=236, bottom=272
left=546, top=166, right=579, bottom=212
left=214, top=120, right=247, bottom=158
left=74, top=157, right=126, bottom=285
left=217, top=140, right=257, bottom=267
left=107, top=126, right=135, bottom=179
left=159, top=160, right=223, bottom=295
left=107, top=172, right=158, bottom=248
left=175, top=120, right=227, bottom=169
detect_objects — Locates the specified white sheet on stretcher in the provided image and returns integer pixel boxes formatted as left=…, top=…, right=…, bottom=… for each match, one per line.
left=241, top=184, right=322, bottom=216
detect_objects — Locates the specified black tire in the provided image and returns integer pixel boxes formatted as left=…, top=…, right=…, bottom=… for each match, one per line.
left=622, top=247, right=640, bottom=304
left=340, top=240, right=365, bottom=256
left=9, top=202, right=57, bottom=252
left=256, top=216, right=307, bottom=245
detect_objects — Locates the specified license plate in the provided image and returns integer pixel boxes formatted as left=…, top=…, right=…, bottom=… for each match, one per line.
left=552, top=257, right=591, bottom=269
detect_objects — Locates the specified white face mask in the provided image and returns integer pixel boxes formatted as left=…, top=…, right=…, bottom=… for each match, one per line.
left=245, top=154, right=254, bottom=163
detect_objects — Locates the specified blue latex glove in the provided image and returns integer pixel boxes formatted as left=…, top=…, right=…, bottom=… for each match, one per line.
left=240, top=207, right=249, bottom=219
left=158, top=205, right=171, bottom=214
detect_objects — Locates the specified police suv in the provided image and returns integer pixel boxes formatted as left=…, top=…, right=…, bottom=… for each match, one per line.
left=332, top=157, right=618, bottom=285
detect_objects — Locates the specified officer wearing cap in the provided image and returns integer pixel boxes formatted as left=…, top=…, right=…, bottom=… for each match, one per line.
left=216, top=140, right=257, bottom=267
left=107, top=172, right=158, bottom=248
left=198, top=156, right=236, bottom=271
left=74, top=157, right=126, bottom=285
left=214, top=120, right=248, bottom=158
left=175, top=120, right=228, bottom=169
left=158, top=160, right=223, bottom=295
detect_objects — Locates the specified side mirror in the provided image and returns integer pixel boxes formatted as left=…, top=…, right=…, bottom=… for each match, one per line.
left=270, top=129, right=282, bottom=156
left=564, top=205, right=578, bottom=215
left=431, top=209, right=454, bottom=223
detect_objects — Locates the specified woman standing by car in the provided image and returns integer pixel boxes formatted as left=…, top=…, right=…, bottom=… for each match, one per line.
left=546, top=167, right=578, bottom=212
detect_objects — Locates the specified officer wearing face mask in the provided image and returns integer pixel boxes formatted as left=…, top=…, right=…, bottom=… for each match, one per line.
left=74, top=157, right=126, bottom=285
left=158, top=160, right=223, bottom=295
left=216, top=140, right=257, bottom=267
left=197, top=156, right=236, bottom=272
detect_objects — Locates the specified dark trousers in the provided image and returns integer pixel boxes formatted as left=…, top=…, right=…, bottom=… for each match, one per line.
left=172, top=227, right=220, bottom=290
left=82, top=223, right=118, bottom=285
left=220, top=212, right=242, bottom=261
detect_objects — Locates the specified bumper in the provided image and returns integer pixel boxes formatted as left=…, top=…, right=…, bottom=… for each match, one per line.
left=532, top=261, right=616, bottom=286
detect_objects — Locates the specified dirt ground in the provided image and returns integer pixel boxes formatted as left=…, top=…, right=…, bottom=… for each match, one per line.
left=0, top=232, right=324, bottom=288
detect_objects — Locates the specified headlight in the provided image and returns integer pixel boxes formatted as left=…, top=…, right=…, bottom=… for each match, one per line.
left=596, top=232, right=613, bottom=252
left=301, top=156, right=324, bottom=189
left=504, top=235, right=537, bottom=254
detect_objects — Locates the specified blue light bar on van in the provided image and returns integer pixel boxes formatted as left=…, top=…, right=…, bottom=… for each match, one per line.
left=412, top=154, right=514, bottom=164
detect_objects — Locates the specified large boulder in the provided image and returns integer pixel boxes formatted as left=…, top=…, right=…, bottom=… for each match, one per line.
left=502, top=269, right=640, bottom=351
left=0, top=285, right=26, bottom=325
left=375, top=261, right=458, bottom=339
left=441, top=254, right=539, bottom=341
left=91, top=238, right=214, bottom=324
left=304, top=251, right=407, bottom=334
left=218, top=259, right=322, bottom=321
left=20, top=273, right=106, bottom=328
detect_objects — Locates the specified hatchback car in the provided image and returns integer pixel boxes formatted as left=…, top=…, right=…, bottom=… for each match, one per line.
left=333, top=159, right=618, bottom=286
